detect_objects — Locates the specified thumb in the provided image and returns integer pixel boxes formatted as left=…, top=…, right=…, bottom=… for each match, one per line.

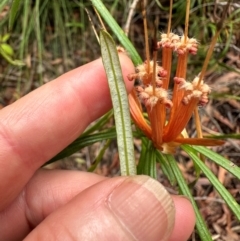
left=24, top=175, right=175, bottom=241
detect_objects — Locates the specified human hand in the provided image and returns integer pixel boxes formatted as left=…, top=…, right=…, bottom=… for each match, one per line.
left=0, top=54, right=195, bottom=241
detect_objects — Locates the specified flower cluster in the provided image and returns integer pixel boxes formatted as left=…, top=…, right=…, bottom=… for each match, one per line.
left=128, top=32, right=223, bottom=153
left=158, top=33, right=198, bottom=55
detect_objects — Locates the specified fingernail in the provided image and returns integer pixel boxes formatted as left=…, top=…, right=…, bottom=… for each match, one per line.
left=108, top=175, right=175, bottom=241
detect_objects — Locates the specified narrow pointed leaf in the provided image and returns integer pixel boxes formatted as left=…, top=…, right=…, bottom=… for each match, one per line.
left=46, top=129, right=117, bottom=165
left=91, top=0, right=142, bottom=66
left=205, top=133, right=240, bottom=139
left=148, top=147, right=157, bottom=179
left=0, top=0, right=10, bottom=13
left=82, top=110, right=113, bottom=137
left=182, top=145, right=240, bottom=221
left=166, top=154, right=213, bottom=241
left=156, top=151, right=176, bottom=185
left=100, top=30, right=136, bottom=176
left=191, top=145, right=240, bottom=179
left=138, top=138, right=157, bottom=179
left=88, top=139, right=111, bottom=172
left=9, top=0, right=22, bottom=30
left=137, top=137, right=148, bottom=175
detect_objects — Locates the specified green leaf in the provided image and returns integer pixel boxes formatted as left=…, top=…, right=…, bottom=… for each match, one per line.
left=156, top=151, right=176, bottom=186
left=65, top=22, right=84, bottom=28
left=0, top=0, right=10, bottom=13
left=88, top=139, right=111, bottom=172
left=210, top=92, right=240, bottom=101
left=82, top=110, right=113, bottom=137
left=46, top=128, right=141, bottom=166
left=137, top=137, right=148, bottom=175
left=9, top=0, right=22, bottom=30
left=1, top=33, right=11, bottom=42
left=91, top=0, right=142, bottom=66
left=137, top=139, right=157, bottom=179
left=182, top=145, right=240, bottom=221
left=34, top=0, right=43, bottom=85
left=0, top=46, right=25, bottom=66
left=1, top=43, right=14, bottom=56
left=204, top=133, right=240, bottom=139
left=147, top=145, right=157, bottom=179
left=166, top=154, right=213, bottom=241
left=46, top=129, right=117, bottom=165
left=190, top=145, right=240, bottom=180
left=100, top=30, right=136, bottom=176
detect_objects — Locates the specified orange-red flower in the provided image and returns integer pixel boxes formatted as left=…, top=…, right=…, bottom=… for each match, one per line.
left=128, top=33, right=224, bottom=154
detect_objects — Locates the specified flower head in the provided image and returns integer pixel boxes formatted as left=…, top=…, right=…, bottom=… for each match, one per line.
left=128, top=31, right=224, bottom=153
left=127, top=0, right=224, bottom=153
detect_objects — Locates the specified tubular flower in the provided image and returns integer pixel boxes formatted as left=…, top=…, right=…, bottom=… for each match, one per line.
left=128, top=33, right=224, bottom=154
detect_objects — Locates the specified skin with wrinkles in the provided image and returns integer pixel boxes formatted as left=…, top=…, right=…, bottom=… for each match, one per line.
left=0, top=54, right=195, bottom=241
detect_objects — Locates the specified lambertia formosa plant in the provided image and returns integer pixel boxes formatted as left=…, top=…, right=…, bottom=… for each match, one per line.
left=13, top=0, right=236, bottom=239
left=90, top=0, right=240, bottom=240
left=5, top=0, right=239, bottom=239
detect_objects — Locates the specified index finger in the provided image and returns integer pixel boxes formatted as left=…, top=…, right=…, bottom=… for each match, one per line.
left=0, top=54, right=135, bottom=210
